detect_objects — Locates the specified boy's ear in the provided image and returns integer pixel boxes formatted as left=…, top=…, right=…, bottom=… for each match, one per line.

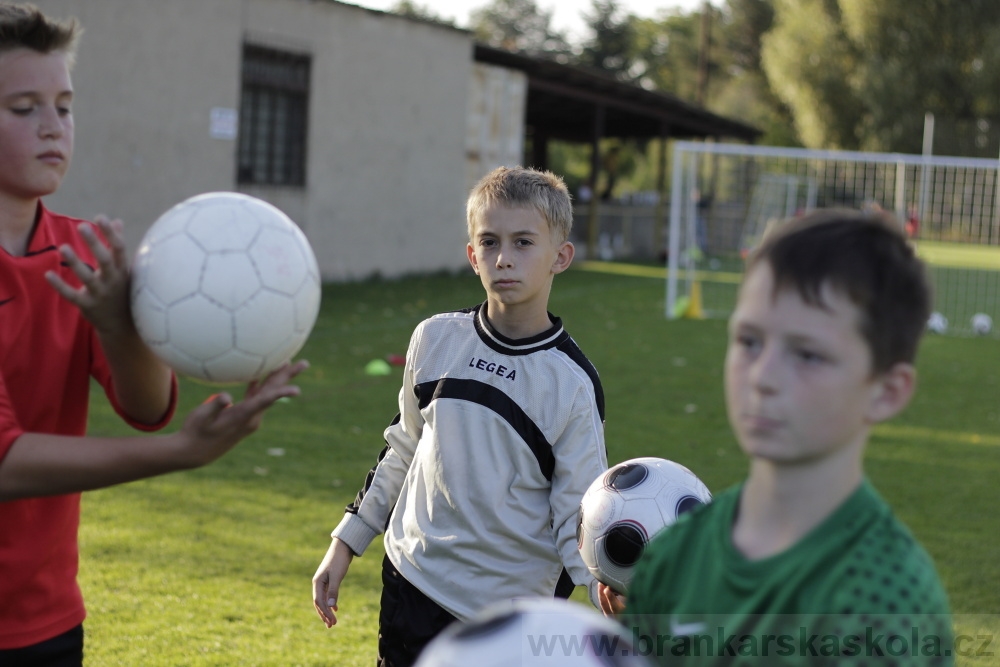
left=551, top=241, right=575, bottom=275
left=466, top=243, right=479, bottom=275
left=866, top=363, right=916, bottom=424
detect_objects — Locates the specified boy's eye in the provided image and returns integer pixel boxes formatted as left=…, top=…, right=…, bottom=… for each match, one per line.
left=796, top=349, right=825, bottom=364
left=10, top=107, right=33, bottom=116
left=515, top=238, right=533, bottom=247
left=735, top=334, right=760, bottom=352
left=57, top=106, right=71, bottom=116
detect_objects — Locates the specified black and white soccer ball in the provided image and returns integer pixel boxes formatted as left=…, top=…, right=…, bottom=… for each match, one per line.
left=414, top=598, right=653, bottom=667
left=577, top=457, right=711, bottom=595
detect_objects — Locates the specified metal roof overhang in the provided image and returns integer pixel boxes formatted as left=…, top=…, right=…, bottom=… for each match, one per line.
left=473, top=43, right=761, bottom=143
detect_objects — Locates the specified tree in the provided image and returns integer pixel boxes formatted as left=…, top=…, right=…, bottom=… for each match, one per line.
left=578, top=0, right=639, bottom=81
left=469, top=0, right=571, bottom=56
left=762, top=0, right=1000, bottom=154
left=390, top=0, right=453, bottom=25
left=714, top=0, right=800, bottom=146
left=630, top=11, right=703, bottom=97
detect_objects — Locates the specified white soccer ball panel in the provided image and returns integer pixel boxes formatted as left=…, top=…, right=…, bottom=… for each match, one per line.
left=293, top=276, right=322, bottom=332
left=233, top=291, right=297, bottom=357
left=137, top=201, right=196, bottom=246
left=581, top=488, right=622, bottom=533
left=203, top=349, right=266, bottom=384
left=249, top=226, right=313, bottom=295
left=133, top=234, right=205, bottom=305
left=185, top=196, right=264, bottom=252
left=148, top=341, right=206, bottom=381
left=131, top=287, right=169, bottom=345
left=165, top=295, right=235, bottom=363
left=200, top=253, right=261, bottom=310
left=261, top=327, right=310, bottom=376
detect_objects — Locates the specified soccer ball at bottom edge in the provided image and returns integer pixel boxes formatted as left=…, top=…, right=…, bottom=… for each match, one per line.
left=130, top=192, right=321, bottom=384
left=577, top=457, right=712, bottom=595
left=414, top=598, right=654, bottom=667
left=971, top=313, right=993, bottom=335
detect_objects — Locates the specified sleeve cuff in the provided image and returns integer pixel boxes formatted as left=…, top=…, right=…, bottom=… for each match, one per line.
left=588, top=578, right=601, bottom=608
left=331, top=513, right=380, bottom=557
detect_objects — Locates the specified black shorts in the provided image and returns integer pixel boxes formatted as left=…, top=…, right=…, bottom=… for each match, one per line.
left=377, top=555, right=458, bottom=667
left=0, top=624, right=84, bottom=667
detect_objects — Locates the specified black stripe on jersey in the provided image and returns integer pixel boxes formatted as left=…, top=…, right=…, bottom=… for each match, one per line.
left=554, top=568, right=575, bottom=598
left=345, top=415, right=400, bottom=518
left=556, top=338, right=605, bottom=423
left=415, top=378, right=555, bottom=481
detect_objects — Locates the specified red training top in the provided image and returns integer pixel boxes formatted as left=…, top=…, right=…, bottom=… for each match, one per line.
left=0, top=204, right=177, bottom=649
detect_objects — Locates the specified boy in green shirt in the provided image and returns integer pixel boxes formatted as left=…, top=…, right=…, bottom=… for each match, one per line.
left=613, top=209, right=953, bottom=665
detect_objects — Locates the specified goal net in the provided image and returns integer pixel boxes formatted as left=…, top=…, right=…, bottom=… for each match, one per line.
left=666, top=141, right=1000, bottom=337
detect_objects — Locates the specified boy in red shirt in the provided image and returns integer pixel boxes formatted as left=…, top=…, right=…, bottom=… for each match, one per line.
left=0, top=4, right=307, bottom=664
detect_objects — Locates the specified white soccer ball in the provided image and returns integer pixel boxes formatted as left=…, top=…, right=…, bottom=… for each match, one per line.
left=414, top=598, right=653, bottom=667
left=971, top=313, right=993, bottom=336
left=130, top=192, right=321, bottom=384
left=577, top=457, right=711, bottom=595
left=926, top=312, right=948, bottom=334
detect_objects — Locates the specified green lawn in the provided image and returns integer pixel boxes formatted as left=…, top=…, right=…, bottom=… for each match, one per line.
left=78, top=267, right=1000, bottom=665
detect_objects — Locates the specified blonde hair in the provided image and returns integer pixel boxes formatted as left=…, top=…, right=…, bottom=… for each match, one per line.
left=0, top=3, right=81, bottom=66
left=466, top=166, right=573, bottom=243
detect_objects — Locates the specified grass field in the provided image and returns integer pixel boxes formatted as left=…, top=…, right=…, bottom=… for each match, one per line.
left=614, top=238, right=1000, bottom=334
left=78, top=267, right=1000, bottom=665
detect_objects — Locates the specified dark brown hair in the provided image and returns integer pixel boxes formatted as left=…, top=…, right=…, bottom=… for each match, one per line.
left=746, top=208, right=931, bottom=374
left=0, top=3, right=80, bottom=62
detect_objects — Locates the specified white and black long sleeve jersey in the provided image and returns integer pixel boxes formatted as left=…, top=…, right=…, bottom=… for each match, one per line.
left=331, top=302, right=607, bottom=621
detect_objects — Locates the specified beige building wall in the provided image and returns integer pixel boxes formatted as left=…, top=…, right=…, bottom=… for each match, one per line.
left=30, top=0, right=473, bottom=280
left=465, top=63, right=526, bottom=195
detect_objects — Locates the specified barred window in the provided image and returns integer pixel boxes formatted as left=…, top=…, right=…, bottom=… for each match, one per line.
left=237, top=45, right=310, bottom=186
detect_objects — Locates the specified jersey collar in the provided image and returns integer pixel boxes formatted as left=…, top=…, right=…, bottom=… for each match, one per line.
left=473, top=301, right=569, bottom=355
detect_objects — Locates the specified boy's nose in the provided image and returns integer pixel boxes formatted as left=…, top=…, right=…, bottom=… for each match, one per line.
left=495, top=247, right=513, bottom=268
left=38, top=107, right=64, bottom=138
left=748, top=347, right=781, bottom=394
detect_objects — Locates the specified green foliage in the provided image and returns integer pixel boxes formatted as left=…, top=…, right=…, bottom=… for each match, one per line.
left=389, top=0, right=453, bottom=26
left=578, top=0, right=640, bottom=80
left=76, top=269, right=1000, bottom=665
left=469, top=0, right=571, bottom=55
left=631, top=12, right=703, bottom=98
left=763, top=0, right=1000, bottom=154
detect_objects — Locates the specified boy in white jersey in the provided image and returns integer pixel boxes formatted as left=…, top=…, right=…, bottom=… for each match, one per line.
left=608, top=209, right=953, bottom=665
left=312, top=166, right=608, bottom=666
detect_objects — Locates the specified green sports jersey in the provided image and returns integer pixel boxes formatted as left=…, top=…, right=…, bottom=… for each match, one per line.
left=623, top=479, right=953, bottom=666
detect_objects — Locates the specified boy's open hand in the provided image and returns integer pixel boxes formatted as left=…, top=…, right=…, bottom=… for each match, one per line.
left=45, top=215, right=133, bottom=336
left=312, top=538, right=355, bottom=628
left=173, top=360, right=309, bottom=468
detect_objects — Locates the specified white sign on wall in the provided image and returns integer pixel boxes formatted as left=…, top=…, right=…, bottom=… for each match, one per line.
left=210, top=107, right=238, bottom=140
